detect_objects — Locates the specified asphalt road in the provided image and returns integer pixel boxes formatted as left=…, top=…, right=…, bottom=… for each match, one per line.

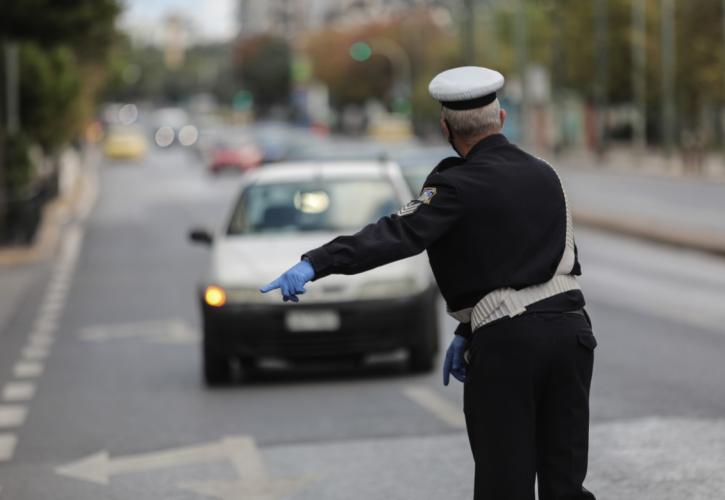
left=1, top=146, right=724, bottom=499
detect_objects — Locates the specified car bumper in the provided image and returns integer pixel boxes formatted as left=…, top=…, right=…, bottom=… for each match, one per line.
left=201, top=286, right=438, bottom=360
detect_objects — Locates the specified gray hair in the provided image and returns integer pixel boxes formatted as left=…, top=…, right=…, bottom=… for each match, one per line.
left=441, top=98, right=502, bottom=141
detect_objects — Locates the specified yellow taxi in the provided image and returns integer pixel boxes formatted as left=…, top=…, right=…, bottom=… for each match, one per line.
left=104, top=125, right=148, bottom=160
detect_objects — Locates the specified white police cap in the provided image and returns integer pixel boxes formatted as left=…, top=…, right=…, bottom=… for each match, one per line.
left=429, top=66, right=504, bottom=110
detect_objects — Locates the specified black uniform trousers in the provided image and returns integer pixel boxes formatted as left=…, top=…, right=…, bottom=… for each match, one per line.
left=463, top=310, right=597, bottom=500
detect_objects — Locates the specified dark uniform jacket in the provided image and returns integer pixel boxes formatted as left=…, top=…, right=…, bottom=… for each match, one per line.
left=304, top=133, right=584, bottom=336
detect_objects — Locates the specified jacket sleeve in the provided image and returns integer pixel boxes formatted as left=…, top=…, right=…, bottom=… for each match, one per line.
left=303, top=174, right=463, bottom=279
left=453, top=321, right=472, bottom=339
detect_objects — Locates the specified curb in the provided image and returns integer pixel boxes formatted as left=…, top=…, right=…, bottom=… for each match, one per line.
left=574, top=208, right=725, bottom=257
left=0, top=148, right=99, bottom=267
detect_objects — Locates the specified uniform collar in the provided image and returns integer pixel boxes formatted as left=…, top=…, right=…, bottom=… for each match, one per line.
left=465, top=133, right=510, bottom=158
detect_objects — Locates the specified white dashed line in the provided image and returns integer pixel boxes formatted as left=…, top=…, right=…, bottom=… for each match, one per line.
left=12, top=362, right=44, bottom=378
left=0, top=406, right=27, bottom=428
left=2, top=383, right=36, bottom=402
left=21, top=345, right=50, bottom=360
left=402, top=386, right=466, bottom=429
left=0, top=434, right=18, bottom=462
left=28, top=334, right=54, bottom=348
left=0, top=225, right=85, bottom=468
left=32, top=317, right=58, bottom=334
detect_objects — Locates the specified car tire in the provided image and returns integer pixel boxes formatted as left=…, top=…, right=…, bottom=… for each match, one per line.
left=409, top=292, right=440, bottom=373
left=202, top=329, right=233, bottom=386
left=409, top=344, right=435, bottom=373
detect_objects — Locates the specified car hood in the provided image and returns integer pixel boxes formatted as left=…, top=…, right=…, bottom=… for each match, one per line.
left=209, top=232, right=432, bottom=302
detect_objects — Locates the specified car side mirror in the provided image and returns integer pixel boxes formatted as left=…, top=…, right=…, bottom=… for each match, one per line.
left=189, top=227, right=213, bottom=246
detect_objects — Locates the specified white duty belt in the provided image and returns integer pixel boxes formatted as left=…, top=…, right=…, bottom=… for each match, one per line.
left=448, top=162, right=581, bottom=332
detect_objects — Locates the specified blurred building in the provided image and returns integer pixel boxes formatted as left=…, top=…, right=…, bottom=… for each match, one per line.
left=238, top=0, right=453, bottom=38
left=163, top=14, right=189, bottom=69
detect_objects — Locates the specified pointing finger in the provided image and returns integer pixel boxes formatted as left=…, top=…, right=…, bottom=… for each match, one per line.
left=260, top=279, right=281, bottom=293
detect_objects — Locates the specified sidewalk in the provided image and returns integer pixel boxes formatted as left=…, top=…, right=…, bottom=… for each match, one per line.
left=553, top=148, right=725, bottom=256
left=0, top=146, right=98, bottom=335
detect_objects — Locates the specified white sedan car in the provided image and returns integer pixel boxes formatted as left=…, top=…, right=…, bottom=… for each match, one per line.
left=190, top=161, right=440, bottom=384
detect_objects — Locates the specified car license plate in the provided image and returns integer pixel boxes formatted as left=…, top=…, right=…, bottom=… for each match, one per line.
left=285, top=310, right=340, bottom=332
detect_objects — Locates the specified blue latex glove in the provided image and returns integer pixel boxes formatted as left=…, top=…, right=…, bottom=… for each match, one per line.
left=443, top=335, right=468, bottom=386
left=259, top=260, right=315, bottom=303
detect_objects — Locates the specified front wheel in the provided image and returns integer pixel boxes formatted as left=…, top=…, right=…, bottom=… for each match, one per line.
left=409, top=345, right=435, bottom=373
left=408, top=290, right=440, bottom=374
left=202, top=324, right=233, bottom=386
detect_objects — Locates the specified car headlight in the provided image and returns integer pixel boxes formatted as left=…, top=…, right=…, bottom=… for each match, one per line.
left=357, top=278, right=423, bottom=300
left=204, top=285, right=227, bottom=307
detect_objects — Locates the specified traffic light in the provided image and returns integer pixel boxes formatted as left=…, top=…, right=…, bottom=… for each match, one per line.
left=349, top=42, right=372, bottom=62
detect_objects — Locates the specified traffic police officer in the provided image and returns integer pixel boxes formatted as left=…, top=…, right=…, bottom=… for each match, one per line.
left=261, top=66, right=597, bottom=500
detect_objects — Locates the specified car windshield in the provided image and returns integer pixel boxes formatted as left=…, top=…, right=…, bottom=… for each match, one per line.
left=228, top=178, right=400, bottom=235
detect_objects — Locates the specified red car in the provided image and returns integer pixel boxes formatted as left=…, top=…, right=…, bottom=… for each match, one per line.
left=208, top=140, right=263, bottom=174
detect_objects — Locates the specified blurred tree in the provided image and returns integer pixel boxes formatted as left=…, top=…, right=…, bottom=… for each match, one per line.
left=306, top=10, right=460, bottom=133
left=1, top=0, right=121, bottom=233
left=18, top=44, right=83, bottom=153
left=233, top=35, right=292, bottom=115
left=105, top=40, right=237, bottom=106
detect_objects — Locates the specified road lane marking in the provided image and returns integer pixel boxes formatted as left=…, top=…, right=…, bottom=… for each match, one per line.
left=55, top=435, right=299, bottom=487
left=32, top=317, right=58, bottom=334
left=12, top=362, right=44, bottom=378
left=402, top=386, right=466, bottom=430
left=78, top=320, right=198, bottom=345
left=0, top=406, right=27, bottom=428
left=21, top=345, right=50, bottom=360
left=0, top=434, right=18, bottom=462
left=2, top=382, right=36, bottom=402
left=39, top=300, right=63, bottom=315
left=29, top=333, right=55, bottom=347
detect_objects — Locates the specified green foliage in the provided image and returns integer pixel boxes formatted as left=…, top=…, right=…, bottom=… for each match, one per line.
left=2, top=133, right=32, bottom=197
left=233, top=36, right=292, bottom=114
left=1, top=0, right=121, bottom=197
left=19, top=43, right=83, bottom=152
left=306, top=11, right=460, bottom=130
left=2, top=0, right=121, bottom=62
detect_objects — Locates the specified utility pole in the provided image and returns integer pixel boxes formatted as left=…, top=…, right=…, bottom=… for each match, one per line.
left=661, top=0, right=676, bottom=158
left=632, top=0, right=647, bottom=154
left=515, top=0, right=528, bottom=145
left=722, top=0, right=725, bottom=162
left=594, top=0, right=609, bottom=157
left=5, top=42, right=20, bottom=135
left=462, top=0, right=476, bottom=65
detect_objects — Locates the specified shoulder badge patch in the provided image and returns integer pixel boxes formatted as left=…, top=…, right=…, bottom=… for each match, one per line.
left=396, top=187, right=437, bottom=216
left=418, top=187, right=437, bottom=205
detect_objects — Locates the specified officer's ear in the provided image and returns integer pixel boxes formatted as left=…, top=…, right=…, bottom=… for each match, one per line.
left=499, top=108, right=507, bottom=130
left=440, top=117, right=451, bottom=141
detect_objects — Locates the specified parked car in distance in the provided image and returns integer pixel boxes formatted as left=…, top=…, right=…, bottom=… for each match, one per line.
left=207, top=138, right=263, bottom=174
left=189, top=161, right=439, bottom=385
left=103, top=124, right=148, bottom=160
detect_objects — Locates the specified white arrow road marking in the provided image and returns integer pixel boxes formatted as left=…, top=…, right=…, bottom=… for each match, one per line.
left=1, top=382, right=35, bottom=402
left=403, top=386, right=466, bottom=430
left=56, top=437, right=248, bottom=485
left=0, top=406, right=27, bottom=428
left=0, top=434, right=18, bottom=462
left=56, top=436, right=311, bottom=499
left=78, top=319, right=198, bottom=345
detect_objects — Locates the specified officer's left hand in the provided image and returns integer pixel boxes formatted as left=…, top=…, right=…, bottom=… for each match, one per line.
left=443, top=334, right=468, bottom=385
left=260, top=260, right=315, bottom=302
